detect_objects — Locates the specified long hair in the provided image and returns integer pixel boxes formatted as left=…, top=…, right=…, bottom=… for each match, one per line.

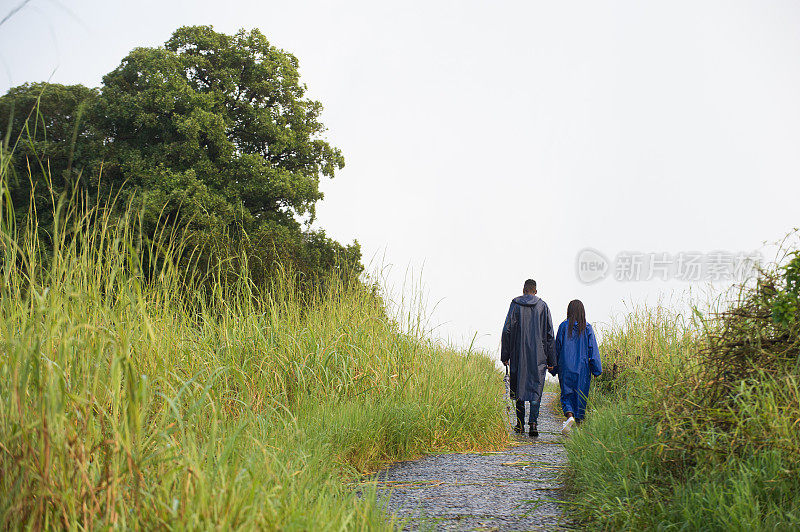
left=566, top=299, right=586, bottom=339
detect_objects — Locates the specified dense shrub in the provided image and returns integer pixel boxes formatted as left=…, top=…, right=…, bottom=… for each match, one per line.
left=565, top=252, right=800, bottom=530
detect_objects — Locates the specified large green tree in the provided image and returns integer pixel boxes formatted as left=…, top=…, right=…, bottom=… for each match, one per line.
left=0, top=82, right=101, bottom=221
left=0, top=26, right=361, bottom=284
left=98, top=26, right=344, bottom=232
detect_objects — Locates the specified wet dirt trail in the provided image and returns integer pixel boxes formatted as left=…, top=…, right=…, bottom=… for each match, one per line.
left=375, top=391, right=570, bottom=531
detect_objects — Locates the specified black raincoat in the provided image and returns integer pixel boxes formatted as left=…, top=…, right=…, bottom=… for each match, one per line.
left=500, top=294, right=556, bottom=402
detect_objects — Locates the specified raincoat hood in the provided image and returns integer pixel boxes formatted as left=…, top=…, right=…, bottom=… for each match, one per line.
left=512, top=294, right=541, bottom=307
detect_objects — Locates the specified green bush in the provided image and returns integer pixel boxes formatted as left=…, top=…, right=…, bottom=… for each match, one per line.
left=771, top=251, right=800, bottom=328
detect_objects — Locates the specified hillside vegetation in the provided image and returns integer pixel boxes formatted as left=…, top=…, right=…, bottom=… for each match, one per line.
left=0, top=191, right=507, bottom=529
left=566, top=253, right=800, bottom=530
left=0, top=25, right=511, bottom=529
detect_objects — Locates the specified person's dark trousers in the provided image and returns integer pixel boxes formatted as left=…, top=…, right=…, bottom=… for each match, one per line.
left=515, top=399, right=540, bottom=427
left=510, top=370, right=540, bottom=427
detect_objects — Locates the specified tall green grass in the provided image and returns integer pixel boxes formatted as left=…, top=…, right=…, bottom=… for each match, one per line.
left=0, top=187, right=507, bottom=528
left=591, top=304, right=697, bottom=395
left=565, top=294, right=800, bottom=529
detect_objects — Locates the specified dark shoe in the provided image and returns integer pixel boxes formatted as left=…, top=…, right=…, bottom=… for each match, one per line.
left=529, top=422, right=539, bottom=438
left=513, top=422, right=524, bottom=434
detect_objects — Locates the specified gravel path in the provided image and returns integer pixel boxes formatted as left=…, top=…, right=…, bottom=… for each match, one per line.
left=375, top=391, right=569, bottom=531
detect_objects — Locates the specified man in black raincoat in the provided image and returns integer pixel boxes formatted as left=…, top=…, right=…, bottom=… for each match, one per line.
left=501, top=279, right=556, bottom=437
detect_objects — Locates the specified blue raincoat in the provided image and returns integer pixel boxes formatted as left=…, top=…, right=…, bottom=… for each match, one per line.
left=555, top=320, right=602, bottom=420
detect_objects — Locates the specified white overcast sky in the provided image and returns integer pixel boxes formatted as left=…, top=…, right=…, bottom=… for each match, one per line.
left=2, top=0, right=799, bottom=355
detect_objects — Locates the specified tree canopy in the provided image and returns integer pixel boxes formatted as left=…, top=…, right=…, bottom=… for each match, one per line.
left=0, top=25, right=360, bottom=284
left=0, top=82, right=101, bottom=220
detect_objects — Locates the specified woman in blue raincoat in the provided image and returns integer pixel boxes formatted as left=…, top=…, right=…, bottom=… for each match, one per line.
left=553, top=300, right=602, bottom=435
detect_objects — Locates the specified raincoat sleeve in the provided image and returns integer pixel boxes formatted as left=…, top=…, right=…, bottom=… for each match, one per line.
left=551, top=322, right=563, bottom=376
left=500, top=303, right=517, bottom=365
left=543, top=304, right=556, bottom=368
left=587, top=324, right=602, bottom=376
